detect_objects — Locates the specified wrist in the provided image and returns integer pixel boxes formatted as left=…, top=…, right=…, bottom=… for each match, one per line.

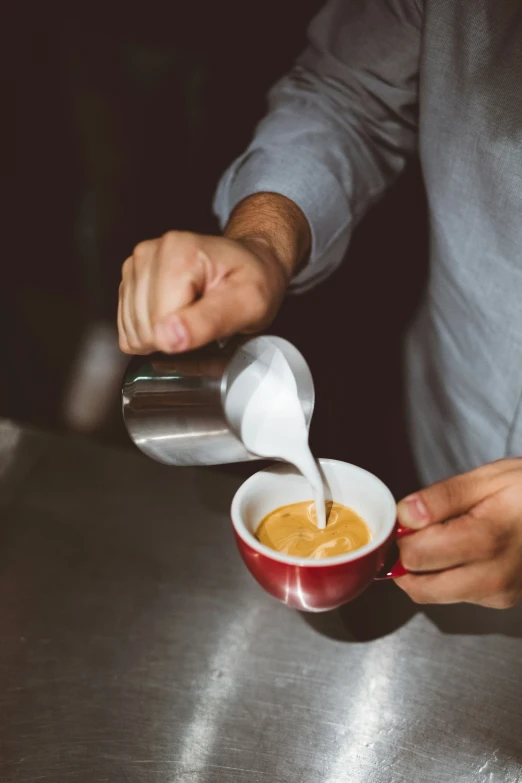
left=224, top=192, right=311, bottom=284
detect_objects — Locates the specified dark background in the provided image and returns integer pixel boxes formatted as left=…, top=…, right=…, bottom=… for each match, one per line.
left=7, top=1, right=428, bottom=496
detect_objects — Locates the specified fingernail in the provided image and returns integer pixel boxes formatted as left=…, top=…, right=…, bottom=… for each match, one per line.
left=397, top=494, right=429, bottom=528
left=155, top=317, right=189, bottom=352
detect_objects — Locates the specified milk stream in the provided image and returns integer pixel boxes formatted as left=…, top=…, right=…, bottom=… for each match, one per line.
left=228, top=345, right=326, bottom=529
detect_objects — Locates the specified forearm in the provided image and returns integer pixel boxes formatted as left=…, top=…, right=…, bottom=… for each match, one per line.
left=224, top=192, right=311, bottom=284
left=215, top=0, right=422, bottom=290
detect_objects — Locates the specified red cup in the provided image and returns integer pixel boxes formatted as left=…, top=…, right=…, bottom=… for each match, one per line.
left=231, top=458, right=409, bottom=612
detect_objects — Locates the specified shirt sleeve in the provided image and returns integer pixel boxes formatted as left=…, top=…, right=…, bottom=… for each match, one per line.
left=213, top=0, right=423, bottom=291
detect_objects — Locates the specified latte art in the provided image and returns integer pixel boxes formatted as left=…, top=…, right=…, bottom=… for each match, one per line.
left=256, top=501, right=372, bottom=559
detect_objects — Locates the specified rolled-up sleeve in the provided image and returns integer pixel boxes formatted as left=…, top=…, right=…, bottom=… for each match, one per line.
left=213, top=0, right=423, bottom=290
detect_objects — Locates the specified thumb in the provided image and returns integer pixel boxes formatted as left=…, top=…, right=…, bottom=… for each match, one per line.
left=397, top=468, right=494, bottom=530
left=154, top=281, right=268, bottom=353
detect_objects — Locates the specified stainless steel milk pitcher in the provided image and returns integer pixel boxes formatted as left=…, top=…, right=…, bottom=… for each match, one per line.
left=122, top=335, right=314, bottom=466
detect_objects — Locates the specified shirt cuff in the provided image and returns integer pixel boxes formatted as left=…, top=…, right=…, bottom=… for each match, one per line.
left=213, top=147, right=352, bottom=292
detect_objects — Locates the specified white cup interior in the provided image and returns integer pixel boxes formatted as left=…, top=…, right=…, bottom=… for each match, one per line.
left=231, top=459, right=397, bottom=567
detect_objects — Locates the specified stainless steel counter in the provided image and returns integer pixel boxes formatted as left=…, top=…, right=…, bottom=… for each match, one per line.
left=0, top=419, right=521, bottom=783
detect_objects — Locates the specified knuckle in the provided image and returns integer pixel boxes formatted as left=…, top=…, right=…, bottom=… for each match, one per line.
left=471, top=513, right=512, bottom=559
left=474, top=526, right=502, bottom=560
left=501, top=593, right=518, bottom=609
left=158, top=233, right=198, bottom=268
left=133, top=240, right=151, bottom=258
left=488, top=526, right=509, bottom=558
left=160, top=231, right=177, bottom=250
left=407, top=585, right=428, bottom=605
left=162, top=230, right=196, bottom=250
left=488, top=591, right=518, bottom=610
left=118, top=335, right=131, bottom=353
left=396, top=576, right=427, bottom=604
left=439, top=478, right=464, bottom=514
left=121, top=257, right=133, bottom=277
left=484, top=571, right=510, bottom=599
left=421, top=480, right=459, bottom=521
left=399, top=540, right=423, bottom=572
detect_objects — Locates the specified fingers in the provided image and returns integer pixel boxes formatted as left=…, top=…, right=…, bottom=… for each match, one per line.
left=398, top=510, right=509, bottom=572
left=117, top=231, right=283, bottom=355
left=117, top=286, right=130, bottom=353
left=150, top=242, right=205, bottom=353
left=160, top=279, right=271, bottom=353
left=150, top=239, right=208, bottom=322
left=394, top=462, right=522, bottom=608
left=395, top=562, right=518, bottom=608
left=396, top=566, right=478, bottom=605
left=397, top=464, right=505, bottom=530
left=131, top=251, right=155, bottom=351
left=119, top=249, right=149, bottom=354
left=118, top=233, right=205, bottom=354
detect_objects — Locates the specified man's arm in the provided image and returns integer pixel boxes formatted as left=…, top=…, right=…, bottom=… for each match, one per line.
left=118, top=0, right=422, bottom=354
left=118, top=193, right=309, bottom=354
left=224, top=193, right=311, bottom=283
left=215, top=0, right=423, bottom=291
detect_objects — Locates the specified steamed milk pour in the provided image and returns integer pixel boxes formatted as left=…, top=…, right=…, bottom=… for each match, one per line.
left=122, top=336, right=326, bottom=528
left=226, top=343, right=326, bottom=528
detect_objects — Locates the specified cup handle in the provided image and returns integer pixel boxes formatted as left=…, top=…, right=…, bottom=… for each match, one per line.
left=375, top=524, right=414, bottom=580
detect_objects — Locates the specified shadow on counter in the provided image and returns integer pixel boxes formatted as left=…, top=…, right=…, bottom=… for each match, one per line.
left=300, top=581, right=522, bottom=642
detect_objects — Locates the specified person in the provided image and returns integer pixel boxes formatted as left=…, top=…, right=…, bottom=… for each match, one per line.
left=116, top=0, right=522, bottom=609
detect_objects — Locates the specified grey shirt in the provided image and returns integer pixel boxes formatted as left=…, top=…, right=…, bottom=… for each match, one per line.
left=214, top=0, right=522, bottom=486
